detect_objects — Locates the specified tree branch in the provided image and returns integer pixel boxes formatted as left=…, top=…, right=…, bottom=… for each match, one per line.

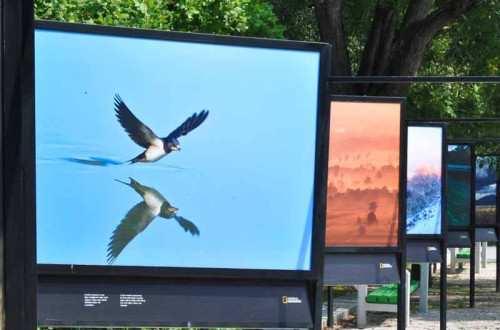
left=400, top=0, right=478, bottom=43
left=378, top=0, right=480, bottom=95
left=401, top=0, right=435, bottom=30
left=358, top=3, right=398, bottom=88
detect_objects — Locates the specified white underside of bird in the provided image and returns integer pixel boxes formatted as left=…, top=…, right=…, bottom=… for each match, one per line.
left=143, top=190, right=163, bottom=216
left=144, top=138, right=166, bottom=162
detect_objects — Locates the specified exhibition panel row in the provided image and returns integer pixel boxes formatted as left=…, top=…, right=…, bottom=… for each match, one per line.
left=324, top=98, right=448, bottom=330
left=10, top=19, right=494, bottom=329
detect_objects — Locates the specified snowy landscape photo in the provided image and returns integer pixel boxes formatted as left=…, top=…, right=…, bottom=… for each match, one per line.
left=406, top=126, right=442, bottom=235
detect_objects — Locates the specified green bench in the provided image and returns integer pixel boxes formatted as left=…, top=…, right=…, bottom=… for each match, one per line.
left=357, top=265, right=431, bottom=328
left=366, top=281, right=420, bottom=304
left=456, top=248, right=470, bottom=259
left=450, top=247, right=472, bottom=273
left=450, top=244, right=482, bottom=274
left=356, top=269, right=412, bottom=327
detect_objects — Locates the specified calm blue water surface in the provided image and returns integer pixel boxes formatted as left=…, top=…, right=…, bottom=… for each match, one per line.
left=35, top=29, right=320, bottom=270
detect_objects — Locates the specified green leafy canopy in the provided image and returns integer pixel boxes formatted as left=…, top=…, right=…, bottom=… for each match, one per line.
left=35, top=0, right=285, bottom=39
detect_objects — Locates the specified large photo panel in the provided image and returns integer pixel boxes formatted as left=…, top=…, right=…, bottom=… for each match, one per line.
left=475, top=156, right=498, bottom=226
left=326, top=100, right=402, bottom=247
left=446, top=145, right=472, bottom=228
left=35, top=25, right=324, bottom=270
left=406, top=126, right=443, bottom=235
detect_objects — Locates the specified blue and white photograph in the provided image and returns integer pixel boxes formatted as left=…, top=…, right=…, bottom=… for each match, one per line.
left=475, top=156, right=497, bottom=226
left=35, top=29, right=321, bottom=270
left=406, top=126, right=443, bottom=235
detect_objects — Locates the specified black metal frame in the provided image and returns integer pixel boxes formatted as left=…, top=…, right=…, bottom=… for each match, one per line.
left=473, top=154, right=500, bottom=293
left=324, top=95, right=408, bottom=330
left=474, top=154, right=499, bottom=229
left=328, top=76, right=500, bottom=84
left=497, top=168, right=500, bottom=292
left=31, top=20, right=332, bottom=329
left=449, top=138, right=500, bottom=144
left=447, top=141, right=476, bottom=308
left=2, top=0, right=37, bottom=329
left=406, top=122, right=447, bottom=330
left=36, top=19, right=326, bottom=51
left=410, top=118, right=500, bottom=123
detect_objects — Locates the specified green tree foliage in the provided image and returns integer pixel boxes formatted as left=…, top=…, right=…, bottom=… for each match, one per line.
left=406, top=2, right=500, bottom=150
left=408, top=1, right=500, bottom=118
left=268, top=0, right=319, bottom=41
left=35, top=0, right=285, bottom=39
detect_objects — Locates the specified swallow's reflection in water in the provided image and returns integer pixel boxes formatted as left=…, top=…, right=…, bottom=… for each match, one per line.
left=107, top=178, right=200, bottom=264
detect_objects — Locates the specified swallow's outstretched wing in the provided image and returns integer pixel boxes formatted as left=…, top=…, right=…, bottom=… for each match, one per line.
left=107, top=201, right=155, bottom=264
left=175, top=216, right=200, bottom=236
left=166, top=110, right=209, bottom=140
left=114, top=94, right=160, bottom=148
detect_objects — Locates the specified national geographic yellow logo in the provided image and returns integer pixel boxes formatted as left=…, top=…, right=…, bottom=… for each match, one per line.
left=379, top=263, right=393, bottom=269
left=427, top=246, right=437, bottom=251
left=282, top=296, right=302, bottom=304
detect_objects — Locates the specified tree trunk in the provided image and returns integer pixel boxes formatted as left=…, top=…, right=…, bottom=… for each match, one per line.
left=313, top=0, right=352, bottom=94
left=357, top=4, right=398, bottom=95
left=401, top=0, right=435, bottom=30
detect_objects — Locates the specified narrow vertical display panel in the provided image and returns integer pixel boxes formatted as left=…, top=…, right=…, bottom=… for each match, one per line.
left=405, top=125, right=446, bottom=330
left=447, top=145, right=472, bottom=228
left=475, top=156, right=497, bottom=226
left=406, top=126, right=443, bottom=235
left=327, top=100, right=402, bottom=247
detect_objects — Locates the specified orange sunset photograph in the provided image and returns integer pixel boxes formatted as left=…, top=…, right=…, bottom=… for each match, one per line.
left=326, top=101, right=401, bottom=246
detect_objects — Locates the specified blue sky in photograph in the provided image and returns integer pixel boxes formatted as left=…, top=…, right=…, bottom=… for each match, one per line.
left=406, top=126, right=443, bottom=235
left=407, top=127, right=442, bottom=179
left=35, top=29, right=320, bottom=270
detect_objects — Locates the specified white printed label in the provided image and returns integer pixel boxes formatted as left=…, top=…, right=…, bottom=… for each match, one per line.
left=120, top=294, right=146, bottom=307
left=84, top=293, right=109, bottom=307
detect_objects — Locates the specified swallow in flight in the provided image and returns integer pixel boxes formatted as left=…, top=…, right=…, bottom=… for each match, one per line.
left=114, top=94, right=209, bottom=163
